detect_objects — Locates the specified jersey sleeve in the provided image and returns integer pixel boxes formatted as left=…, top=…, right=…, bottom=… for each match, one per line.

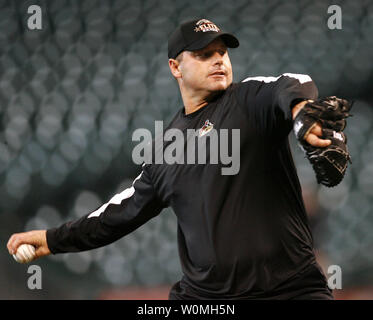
left=46, top=164, right=165, bottom=254
left=235, top=73, right=319, bottom=136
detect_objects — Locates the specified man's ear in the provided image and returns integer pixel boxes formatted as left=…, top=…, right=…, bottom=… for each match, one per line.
left=169, top=58, right=182, bottom=79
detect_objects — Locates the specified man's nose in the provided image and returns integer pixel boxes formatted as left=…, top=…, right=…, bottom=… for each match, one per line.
left=212, top=52, right=223, bottom=65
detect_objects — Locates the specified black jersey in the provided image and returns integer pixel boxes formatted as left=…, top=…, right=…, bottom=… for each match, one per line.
left=46, top=73, right=332, bottom=299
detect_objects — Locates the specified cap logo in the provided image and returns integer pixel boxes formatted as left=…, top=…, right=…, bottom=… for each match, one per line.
left=194, top=19, right=220, bottom=33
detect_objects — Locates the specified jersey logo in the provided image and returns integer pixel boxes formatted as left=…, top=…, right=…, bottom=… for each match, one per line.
left=199, top=120, right=214, bottom=137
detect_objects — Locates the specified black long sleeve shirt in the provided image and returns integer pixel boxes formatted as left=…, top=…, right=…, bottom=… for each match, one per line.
left=47, top=74, right=332, bottom=299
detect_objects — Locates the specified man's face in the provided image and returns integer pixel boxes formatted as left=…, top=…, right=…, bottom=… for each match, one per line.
left=176, top=38, right=233, bottom=94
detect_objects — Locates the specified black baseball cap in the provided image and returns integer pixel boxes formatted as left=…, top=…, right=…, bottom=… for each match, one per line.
left=168, top=19, right=239, bottom=59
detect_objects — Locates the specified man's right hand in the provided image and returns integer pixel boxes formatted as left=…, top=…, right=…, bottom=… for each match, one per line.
left=7, top=230, right=51, bottom=261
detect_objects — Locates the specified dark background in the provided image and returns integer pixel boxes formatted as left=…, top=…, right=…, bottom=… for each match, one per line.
left=0, top=0, right=372, bottom=299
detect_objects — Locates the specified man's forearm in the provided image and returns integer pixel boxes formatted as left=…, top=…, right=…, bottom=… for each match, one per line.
left=46, top=214, right=123, bottom=254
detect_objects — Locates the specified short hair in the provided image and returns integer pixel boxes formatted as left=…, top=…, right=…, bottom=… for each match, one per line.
left=175, top=52, right=183, bottom=63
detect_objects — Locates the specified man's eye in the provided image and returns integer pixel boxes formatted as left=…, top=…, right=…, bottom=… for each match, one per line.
left=195, top=50, right=225, bottom=58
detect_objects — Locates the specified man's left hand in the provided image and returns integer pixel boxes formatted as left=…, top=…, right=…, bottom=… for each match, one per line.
left=292, top=100, right=331, bottom=148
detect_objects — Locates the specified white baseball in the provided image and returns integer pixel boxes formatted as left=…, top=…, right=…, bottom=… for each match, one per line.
left=13, top=244, right=36, bottom=264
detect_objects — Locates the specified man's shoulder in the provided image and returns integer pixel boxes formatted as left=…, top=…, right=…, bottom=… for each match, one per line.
left=241, top=73, right=313, bottom=83
left=230, top=78, right=266, bottom=92
left=231, top=73, right=315, bottom=98
left=162, top=107, right=184, bottom=129
left=228, top=80, right=263, bottom=101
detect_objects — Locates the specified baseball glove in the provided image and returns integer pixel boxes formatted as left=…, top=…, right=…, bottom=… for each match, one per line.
left=293, top=96, right=353, bottom=187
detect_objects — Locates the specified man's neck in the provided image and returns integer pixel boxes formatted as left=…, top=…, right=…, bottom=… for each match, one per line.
left=181, top=88, right=221, bottom=115
left=184, top=101, right=208, bottom=115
